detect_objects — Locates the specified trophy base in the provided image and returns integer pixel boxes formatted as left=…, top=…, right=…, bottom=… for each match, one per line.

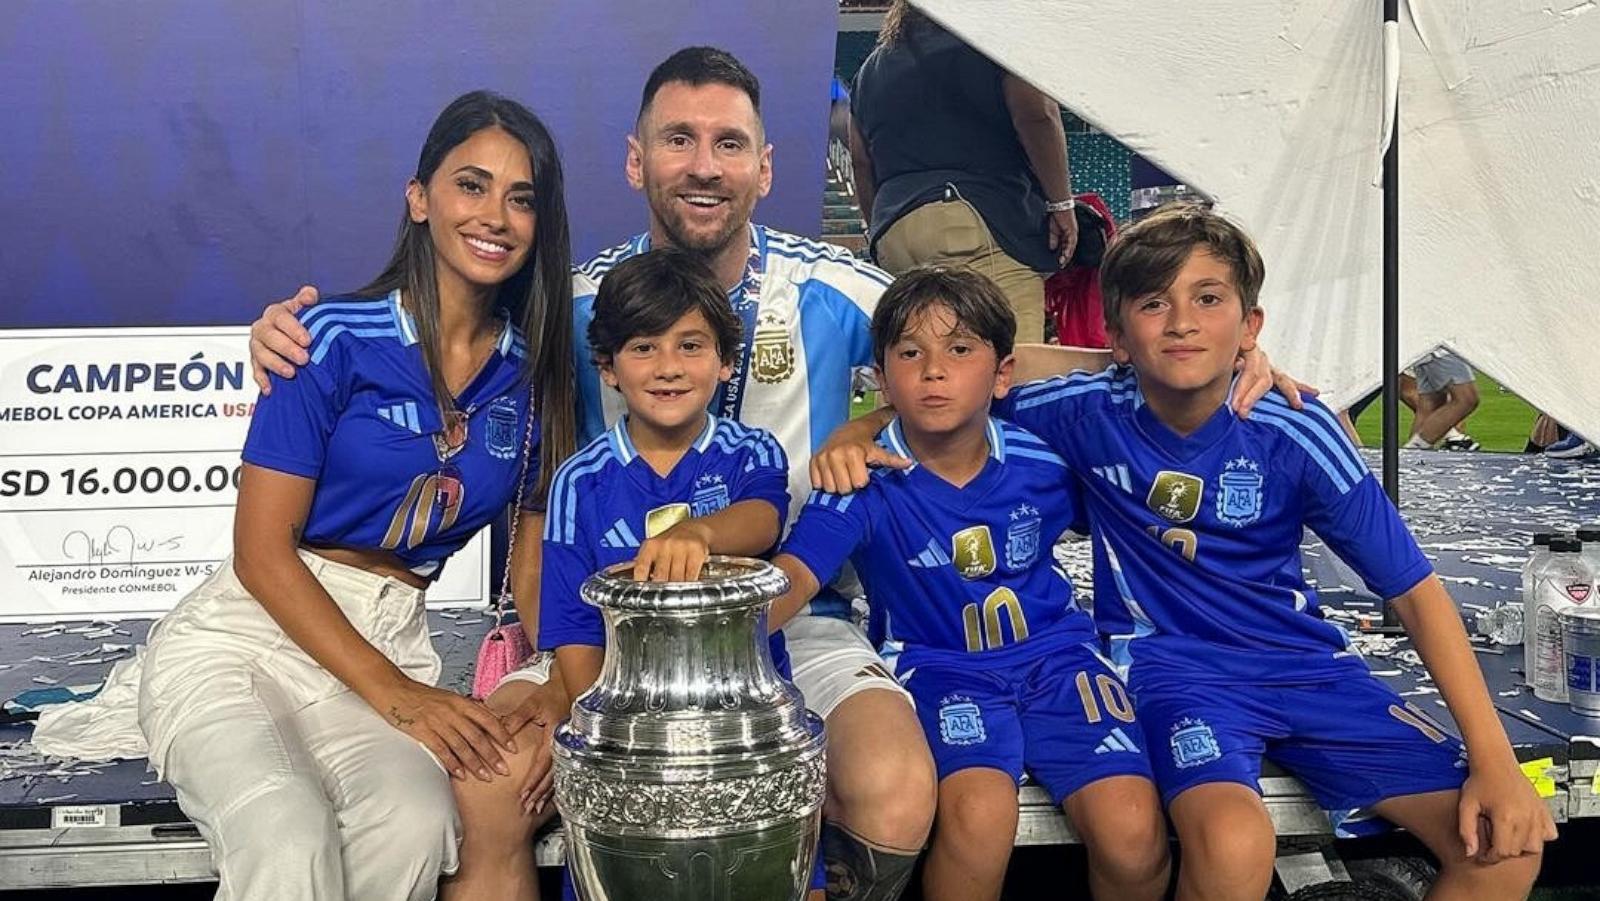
left=566, top=811, right=823, bottom=901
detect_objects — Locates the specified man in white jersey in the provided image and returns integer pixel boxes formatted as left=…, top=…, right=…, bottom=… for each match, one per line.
left=567, top=52, right=934, bottom=898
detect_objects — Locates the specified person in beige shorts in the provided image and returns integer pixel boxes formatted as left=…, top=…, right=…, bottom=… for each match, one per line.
left=849, top=1, right=1078, bottom=344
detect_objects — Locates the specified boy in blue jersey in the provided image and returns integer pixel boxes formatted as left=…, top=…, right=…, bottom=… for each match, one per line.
left=774, top=267, right=1170, bottom=901
left=537, top=247, right=794, bottom=691
left=456, top=246, right=822, bottom=899
left=989, top=205, right=1553, bottom=900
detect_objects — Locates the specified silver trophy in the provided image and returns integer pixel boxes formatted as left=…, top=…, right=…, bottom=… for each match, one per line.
left=553, top=557, right=828, bottom=900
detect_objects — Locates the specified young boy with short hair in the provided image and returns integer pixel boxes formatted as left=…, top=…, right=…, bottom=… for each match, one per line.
left=992, top=204, right=1554, bottom=899
left=771, top=266, right=1171, bottom=901
left=538, top=246, right=792, bottom=701
left=463, top=247, right=822, bottom=900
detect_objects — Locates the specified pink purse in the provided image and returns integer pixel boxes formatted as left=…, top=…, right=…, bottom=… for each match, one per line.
left=472, top=389, right=539, bottom=700
left=473, top=616, right=534, bottom=700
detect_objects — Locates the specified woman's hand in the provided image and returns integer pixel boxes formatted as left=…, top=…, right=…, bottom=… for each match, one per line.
left=372, top=678, right=517, bottom=783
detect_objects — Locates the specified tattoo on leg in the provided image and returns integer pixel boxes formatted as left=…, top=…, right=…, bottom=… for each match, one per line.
left=821, top=820, right=921, bottom=901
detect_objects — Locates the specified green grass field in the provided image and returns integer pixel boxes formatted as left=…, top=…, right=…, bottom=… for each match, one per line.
left=1351, top=372, right=1539, bottom=453
left=855, top=372, right=1540, bottom=454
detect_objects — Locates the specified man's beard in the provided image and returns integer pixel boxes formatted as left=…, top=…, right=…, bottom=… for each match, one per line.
left=652, top=187, right=750, bottom=258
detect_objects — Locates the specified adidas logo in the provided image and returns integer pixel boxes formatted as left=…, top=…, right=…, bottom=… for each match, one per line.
left=908, top=538, right=952, bottom=569
left=376, top=401, right=422, bottom=434
left=1093, top=464, right=1132, bottom=493
left=1093, top=727, right=1142, bottom=755
left=601, top=519, right=641, bottom=548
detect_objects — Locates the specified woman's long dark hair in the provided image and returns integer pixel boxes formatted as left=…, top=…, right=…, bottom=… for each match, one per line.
left=360, top=90, right=576, bottom=502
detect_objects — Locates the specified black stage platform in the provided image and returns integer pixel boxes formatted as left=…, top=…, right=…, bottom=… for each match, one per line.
left=1, top=449, right=1597, bottom=890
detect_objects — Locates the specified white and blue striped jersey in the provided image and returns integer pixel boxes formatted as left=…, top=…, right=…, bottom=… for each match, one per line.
left=996, top=366, right=1433, bottom=686
left=244, top=290, right=535, bottom=576
left=780, top=418, right=1095, bottom=656
left=572, top=224, right=889, bottom=528
left=538, top=414, right=789, bottom=650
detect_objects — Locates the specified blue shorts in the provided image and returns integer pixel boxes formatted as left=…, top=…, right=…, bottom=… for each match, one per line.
left=900, top=637, right=1153, bottom=805
left=1132, top=672, right=1468, bottom=835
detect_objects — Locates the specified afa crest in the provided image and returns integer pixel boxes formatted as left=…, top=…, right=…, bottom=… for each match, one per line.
left=485, top=397, right=520, bottom=460
left=938, top=695, right=987, bottom=746
left=1170, top=717, right=1222, bottom=769
left=1215, top=457, right=1264, bottom=527
left=691, top=474, right=730, bottom=517
left=751, top=309, right=795, bottom=384
left=1004, top=504, right=1042, bottom=570
left=1146, top=470, right=1203, bottom=523
left=644, top=502, right=691, bottom=538
left=951, top=525, right=997, bottom=579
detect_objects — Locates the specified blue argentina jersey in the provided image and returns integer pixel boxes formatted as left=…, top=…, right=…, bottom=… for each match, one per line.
left=573, top=224, right=888, bottom=528
left=997, top=366, right=1433, bottom=685
left=780, top=418, right=1096, bottom=656
left=538, top=415, right=790, bottom=650
left=243, top=291, right=537, bottom=576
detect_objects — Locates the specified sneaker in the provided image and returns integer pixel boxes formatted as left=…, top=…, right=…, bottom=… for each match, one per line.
left=1545, top=433, right=1597, bottom=459
left=1441, top=435, right=1481, bottom=451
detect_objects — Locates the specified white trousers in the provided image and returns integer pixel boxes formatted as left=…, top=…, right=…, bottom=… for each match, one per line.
left=138, top=554, right=459, bottom=901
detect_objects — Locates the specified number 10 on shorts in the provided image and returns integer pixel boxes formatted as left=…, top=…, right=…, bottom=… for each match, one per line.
left=1075, top=671, right=1135, bottom=725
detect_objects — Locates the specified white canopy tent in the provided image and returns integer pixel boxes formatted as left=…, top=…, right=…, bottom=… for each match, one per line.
left=913, top=0, right=1600, bottom=440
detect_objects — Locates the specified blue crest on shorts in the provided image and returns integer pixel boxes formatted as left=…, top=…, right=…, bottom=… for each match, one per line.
left=1170, top=717, right=1222, bottom=769
left=938, top=695, right=986, bottom=747
left=1215, top=457, right=1264, bottom=527
left=691, top=474, right=731, bottom=517
left=485, top=397, right=519, bottom=460
left=1004, top=504, right=1042, bottom=570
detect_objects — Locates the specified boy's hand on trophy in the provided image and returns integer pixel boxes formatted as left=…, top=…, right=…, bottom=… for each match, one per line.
left=633, top=521, right=715, bottom=582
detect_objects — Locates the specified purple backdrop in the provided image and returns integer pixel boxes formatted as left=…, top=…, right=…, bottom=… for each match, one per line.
left=0, top=1, right=838, bottom=328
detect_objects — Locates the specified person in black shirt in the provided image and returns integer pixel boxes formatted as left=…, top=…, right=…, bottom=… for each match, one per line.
left=850, top=2, right=1078, bottom=343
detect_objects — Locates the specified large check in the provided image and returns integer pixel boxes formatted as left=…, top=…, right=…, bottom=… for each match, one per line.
left=0, top=328, right=490, bottom=622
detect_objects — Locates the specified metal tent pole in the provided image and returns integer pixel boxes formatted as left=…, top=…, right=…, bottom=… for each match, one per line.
left=1382, top=0, right=1400, bottom=505
left=1380, top=0, right=1404, bottom=630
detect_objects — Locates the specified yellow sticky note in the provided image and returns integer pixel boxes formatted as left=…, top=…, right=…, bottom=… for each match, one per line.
left=1519, top=757, right=1556, bottom=799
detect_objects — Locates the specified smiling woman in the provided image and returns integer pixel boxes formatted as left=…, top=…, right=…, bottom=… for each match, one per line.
left=32, top=91, right=578, bottom=901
